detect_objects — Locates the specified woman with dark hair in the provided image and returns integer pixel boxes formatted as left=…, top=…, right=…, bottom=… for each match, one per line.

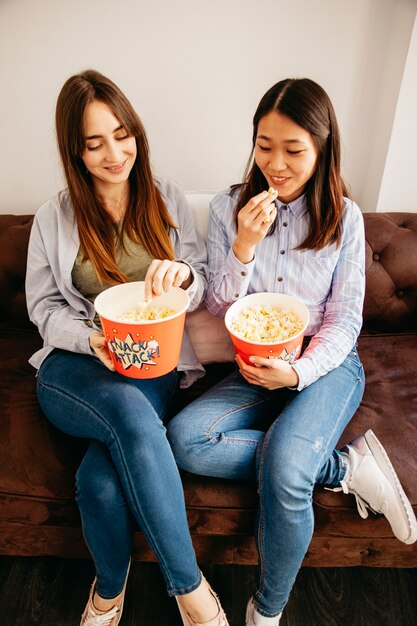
left=26, top=69, right=229, bottom=626
left=168, top=78, right=417, bottom=625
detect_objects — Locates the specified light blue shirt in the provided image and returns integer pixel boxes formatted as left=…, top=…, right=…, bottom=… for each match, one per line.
left=26, top=178, right=207, bottom=388
left=206, top=189, right=366, bottom=390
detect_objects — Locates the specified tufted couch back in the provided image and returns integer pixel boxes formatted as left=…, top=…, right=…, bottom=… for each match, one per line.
left=362, top=213, right=417, bottom=332
left=0, top=204, right=416, bottom=334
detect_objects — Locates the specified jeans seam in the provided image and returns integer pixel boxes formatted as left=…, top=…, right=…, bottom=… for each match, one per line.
left=256, top=425, right=270, bottom=602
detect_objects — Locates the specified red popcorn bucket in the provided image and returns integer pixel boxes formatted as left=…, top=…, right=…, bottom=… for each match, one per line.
left=94, top=281, right=189, bottom=379
left=224, top=292, right=309, bottom=365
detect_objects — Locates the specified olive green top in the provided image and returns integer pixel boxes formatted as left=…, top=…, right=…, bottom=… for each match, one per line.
left=71, top=225, right=153, bottom=326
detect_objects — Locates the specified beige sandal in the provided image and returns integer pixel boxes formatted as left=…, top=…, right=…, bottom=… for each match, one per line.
left=176, top=577, right=229, bottom=626
left=80, top=562, right=130, bottom=626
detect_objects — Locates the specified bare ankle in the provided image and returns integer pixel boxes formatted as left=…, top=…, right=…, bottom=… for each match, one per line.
left=178, top=580, right=219, bottom=622
left=93, top=591, right=120, bottom=613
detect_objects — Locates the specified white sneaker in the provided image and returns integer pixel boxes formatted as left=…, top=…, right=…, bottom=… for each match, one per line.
left=338, top=429, right=417, bottom=545
left=245, top=597, right=282, bottom=626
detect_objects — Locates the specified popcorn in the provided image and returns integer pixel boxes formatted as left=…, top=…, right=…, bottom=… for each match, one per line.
left=117, top=302, right=176, bottom=322
left=263, top=187, right=277, bottom=223
left=230, top=305, right=304, bottom=343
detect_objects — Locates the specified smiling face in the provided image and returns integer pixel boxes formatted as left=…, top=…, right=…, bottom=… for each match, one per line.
left=82, top=100, right=137, bottom=194
left=254, top=111, right=318, bottom=204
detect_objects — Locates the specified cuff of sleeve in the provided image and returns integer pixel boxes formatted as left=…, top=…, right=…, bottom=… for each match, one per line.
left=174, top=257, right=195, bottom=286
left=224, top=248, right=254, bottom=300
left=290, top=357, right=317, bottom=391
left=80, top=329, right=96, bottom=355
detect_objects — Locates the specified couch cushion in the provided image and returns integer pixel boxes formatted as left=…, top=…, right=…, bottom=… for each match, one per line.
left=186, top=305, right=235, bottom=364
left=0, top=328, right=87, bottom=501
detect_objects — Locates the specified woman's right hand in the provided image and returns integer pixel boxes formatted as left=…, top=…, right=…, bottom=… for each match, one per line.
left=89, top=332, right=115, bottom=371
left=233, top=189, right=278, bottom=263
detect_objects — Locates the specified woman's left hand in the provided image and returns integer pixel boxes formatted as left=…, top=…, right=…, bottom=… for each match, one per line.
left=236, top=354, right=299, bottom=390
left=89, top=332, right=115, bottom=371
left=145, top=259, right=192, bottom=301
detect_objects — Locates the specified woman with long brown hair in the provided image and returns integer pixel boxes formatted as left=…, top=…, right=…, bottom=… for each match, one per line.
left=26, top=69, right=229, bottom=626
left=168, top=78, right=417, bottom=625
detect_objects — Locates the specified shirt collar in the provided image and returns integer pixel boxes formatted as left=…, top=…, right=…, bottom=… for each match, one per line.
left=276, top=193, right=308, bottom=218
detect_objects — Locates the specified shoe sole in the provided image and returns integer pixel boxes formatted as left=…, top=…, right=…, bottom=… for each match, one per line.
left=364, top=429, right=417, bottom=545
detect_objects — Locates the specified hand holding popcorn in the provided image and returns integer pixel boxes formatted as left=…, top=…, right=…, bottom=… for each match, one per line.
left=233, top=188, right=278, bottom=263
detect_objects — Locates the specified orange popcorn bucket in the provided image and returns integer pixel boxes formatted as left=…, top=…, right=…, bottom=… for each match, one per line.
left=94, top=281, right=189, bottom=379
left=224, top=292, right=309, bottom=365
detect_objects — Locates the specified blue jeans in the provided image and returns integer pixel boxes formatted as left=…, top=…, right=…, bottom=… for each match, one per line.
left=167, top=348, right=365, bottom=616
left=37, top=349, right=201, bottom=599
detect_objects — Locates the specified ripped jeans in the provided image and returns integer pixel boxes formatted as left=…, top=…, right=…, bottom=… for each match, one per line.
left=167, top=348, right=365, bottom=617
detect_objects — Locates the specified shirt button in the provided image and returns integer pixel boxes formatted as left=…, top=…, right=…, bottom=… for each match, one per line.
left=283, top=222, right=288, bottom=227
left=234, top=293, right=239, bottom=298
left=241, top=271, right=247, bottom=276
left=280, top=250, right=285, bottom=255
left=277, top=277, right=283, bottom=282
left=282, top=205, right=288, bottom=210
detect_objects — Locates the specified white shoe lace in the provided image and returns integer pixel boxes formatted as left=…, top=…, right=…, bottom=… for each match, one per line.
left=83, top=604, right=119, bottom=626
left=333, top=480, right=379, bottom=520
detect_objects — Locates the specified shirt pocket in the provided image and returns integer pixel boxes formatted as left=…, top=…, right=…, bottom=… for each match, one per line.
left=295, top=248, right=339, bottom=307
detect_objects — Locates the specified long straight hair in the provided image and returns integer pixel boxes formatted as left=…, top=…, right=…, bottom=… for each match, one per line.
left=55, top=69, right=176, bottom=284
left=235, top=78, right=349, bottom=249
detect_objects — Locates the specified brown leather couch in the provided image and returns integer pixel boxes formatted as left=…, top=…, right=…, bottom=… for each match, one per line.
left=1, top=212, right=416, bottom=567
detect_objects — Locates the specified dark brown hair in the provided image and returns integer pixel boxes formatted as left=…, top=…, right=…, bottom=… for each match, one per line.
left=234, top=78, right=349, bottom=249
left=55, top=69, right=175, bottom=284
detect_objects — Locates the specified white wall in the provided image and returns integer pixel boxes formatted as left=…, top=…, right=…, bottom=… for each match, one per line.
left=376, top=11, right=417, bottom=212
left=0, top=0, right=416, bottom=215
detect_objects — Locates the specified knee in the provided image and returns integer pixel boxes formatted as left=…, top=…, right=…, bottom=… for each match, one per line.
left=260, top=446, right=314, bottom=510
left=76, top=460, right=124, bottom=511
left=102, top=399, right=166, bottom=451
left=167, top=411, right=207, bottom=473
